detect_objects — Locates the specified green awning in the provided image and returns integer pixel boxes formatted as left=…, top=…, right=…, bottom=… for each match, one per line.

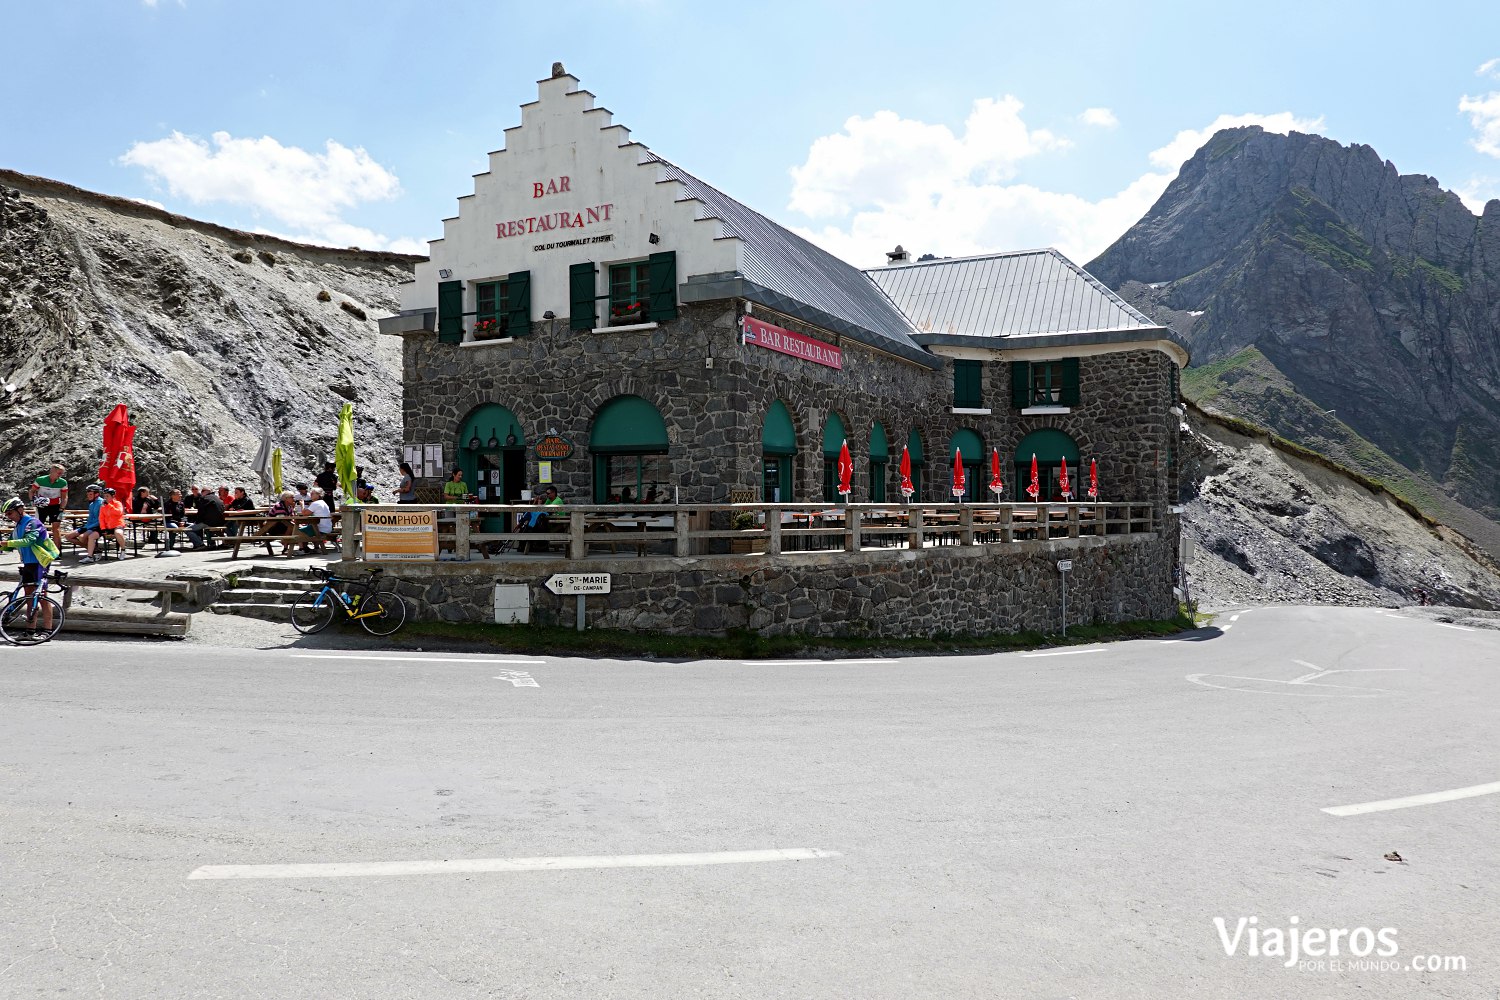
left=459, top=403, right=524, bottom=451
left=949, top=428, right=984, bottom=462
left=869, top=421, right=889, bottom=460
left=906, top=428, right=924, bottom=462
left=821, top=411, right=847, bottom=455
left=763, top=399, right=797, bottom=456
left=1015, top=428, right=1079, bottom=463
left=590, top=395, right=668, bottom=453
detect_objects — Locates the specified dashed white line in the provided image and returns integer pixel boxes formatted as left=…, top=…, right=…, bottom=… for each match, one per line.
left=1435, top=623, right=1474, bottom=632
left=748, top=659, right=897, bottom=666
left=1323, top=781, right=1500, bottom=817
left=1222, top=623, right=1234, bottom=631
left=1230, top=614, right=1241, bottom=622
left=188, top=847, right=843, bottom=881
left=290, top=655, right=545, bottom=665
left=1021, top=649, right=1102, bottom=658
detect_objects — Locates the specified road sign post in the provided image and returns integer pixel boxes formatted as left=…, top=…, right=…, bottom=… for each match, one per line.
left=544, top=573, right=611, bottom=632
left=1056, top=559, right=1073, bottom=636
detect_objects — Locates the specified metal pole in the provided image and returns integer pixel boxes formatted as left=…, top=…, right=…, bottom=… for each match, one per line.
left=576, top=593, right=585, bottom=631
left=1061, top=572, right=1068, bottom=637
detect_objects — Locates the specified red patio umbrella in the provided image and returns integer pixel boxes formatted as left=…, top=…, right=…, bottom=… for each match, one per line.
left=898, top=445, right=915, bottom=499
left=97, top=404, right=137, bottom=502
left=1059, top=456, right=1072, bottom=500
left=951, top=447, right=966, bottom=499
left=836, top=439, right=853, bottom=498
left=1087, top=458, right=1099, bottom=501
left=1025, top=453, right=1041, bottom=501
left=988, top=447, right=1004, bottom=499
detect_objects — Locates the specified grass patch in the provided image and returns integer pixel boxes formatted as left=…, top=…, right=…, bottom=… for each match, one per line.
left=396, top=614, right=1196, bottom=660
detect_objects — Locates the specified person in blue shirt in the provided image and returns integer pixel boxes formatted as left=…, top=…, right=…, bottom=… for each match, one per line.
left=63, top=483, right=105, bottom=563
left=4, top=496, right=57, bottom=632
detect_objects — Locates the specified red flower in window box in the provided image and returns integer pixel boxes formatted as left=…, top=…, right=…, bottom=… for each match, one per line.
left=472, top=318, right=502, bottom=340
left=610, top=299, right=648, bottom=322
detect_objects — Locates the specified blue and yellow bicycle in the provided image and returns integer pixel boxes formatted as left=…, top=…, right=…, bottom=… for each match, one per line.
left=1, top=568, right=69, bottom=645
left=290, top=567, right=407, bottom=636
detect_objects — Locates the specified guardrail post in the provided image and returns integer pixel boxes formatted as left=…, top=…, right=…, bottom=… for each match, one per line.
left=1068, top=505, right=1080, bottom=538
left=454, top=509, right=471, bottom=561
left=909, top=508, right=924, bottom=550
left=845, top=508, right=861, bottom=552
left=1001, top=506, right=1013, bottom=544
left=342, top=508, right=358, bottom=561
left=568, top=511, right=586, bottom=560
left=767, top=508, right=782, bottom=556
left=674, top=507, right=691, bottom=557
left=960, top=506, right=974, bottom=546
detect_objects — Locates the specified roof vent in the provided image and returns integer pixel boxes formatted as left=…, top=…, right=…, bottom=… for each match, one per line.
left=885, top=245, right=910, bottom=264
left=551, top=61, right=567, bottom=78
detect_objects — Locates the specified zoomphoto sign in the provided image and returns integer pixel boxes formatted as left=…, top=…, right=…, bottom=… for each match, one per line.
left=363, top=508, right=438, bottom=561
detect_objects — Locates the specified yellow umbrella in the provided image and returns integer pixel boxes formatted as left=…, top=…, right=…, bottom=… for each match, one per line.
left=336, top=403, right=356, bottom=503
left=271, top=448, right=284, bottom=495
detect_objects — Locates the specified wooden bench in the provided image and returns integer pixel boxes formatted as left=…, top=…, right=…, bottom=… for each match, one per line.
left=7, top=570, right=192, bottom=637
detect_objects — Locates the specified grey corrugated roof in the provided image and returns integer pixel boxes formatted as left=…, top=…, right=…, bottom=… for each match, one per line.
left=645, top=153, right=926, bottom=359
left=866, top=249, right=1160, bottom=339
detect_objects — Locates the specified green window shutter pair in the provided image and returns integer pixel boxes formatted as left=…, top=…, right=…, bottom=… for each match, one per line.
left=1060, top=357, right=1081, bottom=406
left=437, top=280, right=463, bottom=344
left=570, top=263, right=598, bottom=330
left=953, top=360, right=983, bottom=408
left=505, top=270, right=531, bottom=335
left=1010, top=361, right=1030, bottom=409
left=646, top=251, right=677, bottom=323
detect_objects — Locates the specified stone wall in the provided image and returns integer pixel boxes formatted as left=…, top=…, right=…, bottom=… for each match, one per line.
left=366, top=533, right=1176, bottom=638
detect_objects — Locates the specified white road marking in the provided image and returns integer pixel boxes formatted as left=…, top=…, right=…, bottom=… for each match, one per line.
left=1435, top=623, right=1474, bottom=632
left=1222, top=624, right=1233, bottom=631
left=188, top=847, right=842, bottom=881
left=1021, top=649, right=1102, bottom=658
left=1322, top=781, right=1500, bottom=817
left=494, top=670, right=539, bottom=687
left=1187, top=661, right=1406, bottom=698
left=1230, top=614, right=1240, bottom=622
left=748, top=659, right=897, bottom=666
left=290, top=655, right=545, bottom=665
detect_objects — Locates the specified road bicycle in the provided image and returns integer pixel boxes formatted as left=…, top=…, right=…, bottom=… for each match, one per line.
left=1, top=568, right=70, bottom=646
left=290, top=566, right=407, bottom=637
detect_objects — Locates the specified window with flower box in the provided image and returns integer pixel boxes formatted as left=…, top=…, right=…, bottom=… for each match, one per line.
left=474, top=280, right=510, bottom=339
left=1010, top=358, right=1080, bottom=408
left=608, top=262, right=650, bottom=326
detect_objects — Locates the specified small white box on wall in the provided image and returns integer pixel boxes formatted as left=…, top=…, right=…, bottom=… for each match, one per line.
left=494, top=584, right=530, bottom=625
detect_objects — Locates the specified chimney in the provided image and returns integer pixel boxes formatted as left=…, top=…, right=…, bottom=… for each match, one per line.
left=885, top=244, right=910, bottom=264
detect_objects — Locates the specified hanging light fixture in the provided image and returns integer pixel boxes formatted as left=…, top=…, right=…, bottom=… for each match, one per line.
left=468, top=430, right=482, bottom=451
left=505, top=424, right=518, bottom=447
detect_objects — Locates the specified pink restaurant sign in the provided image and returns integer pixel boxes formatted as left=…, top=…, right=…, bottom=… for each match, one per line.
left=742, top=316, right=842, bottom=370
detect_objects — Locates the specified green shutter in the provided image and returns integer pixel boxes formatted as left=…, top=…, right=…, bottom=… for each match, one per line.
left=570, top=262, right=597, bottom=330
left=1010, top=360, right=1030, bottom=408
left=506, top=270, right=531, bottom=335
left=646, top=251, right=677, bottom=323
left=437, top=280, right=463, bottom=344
left=954, top=360, right=982, bottom=408
left=1060, top=357, right=1081, bottom=406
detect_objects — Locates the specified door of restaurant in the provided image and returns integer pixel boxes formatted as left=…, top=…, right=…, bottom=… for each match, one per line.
left=455, top=403, right=525, bottom=532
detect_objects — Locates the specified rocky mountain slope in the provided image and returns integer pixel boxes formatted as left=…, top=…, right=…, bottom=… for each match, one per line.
left=1181, top=403, right=1500, bottom=609
left=0, top=170, right=417, bottom=498
left=1089, top=127, right=1500, bottom=552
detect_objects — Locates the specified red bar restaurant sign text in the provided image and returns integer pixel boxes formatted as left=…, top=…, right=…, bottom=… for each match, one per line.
left=742, top=316, right=842, bottom=370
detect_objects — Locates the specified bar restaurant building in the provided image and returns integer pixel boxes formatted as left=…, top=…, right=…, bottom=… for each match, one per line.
left=380, top=66, right=1189, bottom=536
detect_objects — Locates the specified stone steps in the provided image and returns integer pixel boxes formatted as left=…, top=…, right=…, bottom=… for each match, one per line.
left=209, top=562, right=333, bottom=621
left=207, top=602, right=292, bottom=623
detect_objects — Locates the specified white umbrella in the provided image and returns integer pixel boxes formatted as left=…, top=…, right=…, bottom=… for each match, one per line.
left=252, top=430, right=274, bottom=500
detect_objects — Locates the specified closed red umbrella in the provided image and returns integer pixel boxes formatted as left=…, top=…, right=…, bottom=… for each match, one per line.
left=97, top=404, right=137, bottom=502
left=1059, top=456, right=1072, bottom=500
left=1025, top=453, right=1041, bottom=501
left=988, top=447, right=1004, bottom=498
left=951, top=447, right=966, bottom=499
left=898, top=446, right=915, bottom=499
left=837, top=439, right=853, bottom=498
left=1087, top=458, right=1099, bottom=501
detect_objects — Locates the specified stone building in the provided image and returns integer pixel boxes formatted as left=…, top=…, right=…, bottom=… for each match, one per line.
left=376, top=65, right=1189, bottom=635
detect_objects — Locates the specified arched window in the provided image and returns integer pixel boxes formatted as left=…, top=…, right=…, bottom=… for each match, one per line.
left=454, top=403, right=526, bottom=506
left=869, top=422, right=889, bottom=503
left=761, top=400, right=796, bottom=502
left=591, top=395, right=669, bottom=503
left=1015, top=429, right=1081, bottom=503
left=948, top=429, right=984, bottom=502
left=821, top=411, right=847, bottom=502
left=905, top=428, right=924, bottom=501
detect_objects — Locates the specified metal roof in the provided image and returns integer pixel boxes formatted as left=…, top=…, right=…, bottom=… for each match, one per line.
left=865, top=249, right=1161, bottom=340
left=645, top=153, right=926, bottom=359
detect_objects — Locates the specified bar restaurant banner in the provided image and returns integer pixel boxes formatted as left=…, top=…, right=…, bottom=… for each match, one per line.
left=742, top=316, right=842, bottom=369
left=363, top=509, right=439, bottom=561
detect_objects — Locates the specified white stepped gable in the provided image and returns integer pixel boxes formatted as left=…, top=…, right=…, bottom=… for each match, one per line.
left=403, top=72, right=742, bottom=317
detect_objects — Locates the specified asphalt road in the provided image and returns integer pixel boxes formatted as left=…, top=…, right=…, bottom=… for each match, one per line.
left=1, top=606, right=1496, bottom=999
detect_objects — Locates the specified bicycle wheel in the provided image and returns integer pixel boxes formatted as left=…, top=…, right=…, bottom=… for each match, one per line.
left=0, top=596, right=64, bottom=646
left=290, top=590, right=337, bottom=634
left=359, top=593, right=407, bottom=636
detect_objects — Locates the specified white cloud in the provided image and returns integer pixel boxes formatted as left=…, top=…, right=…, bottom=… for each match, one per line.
left=119, top=130, right=419, bottom=251
left=1478, top=58, right=1500, bottom=79
left=789, top=107, right=1323, bottom=266
left=128, top=197, right=166, bottom=210
left=1079, top=107, right=1118, bottom=128
left=1460, top=91, right=1500, bottom=158
left=1454, top=177, right=1500, bottom=212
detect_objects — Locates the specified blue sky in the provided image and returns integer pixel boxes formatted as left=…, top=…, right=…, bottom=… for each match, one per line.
left=6, top=1, right=1500, bottom=266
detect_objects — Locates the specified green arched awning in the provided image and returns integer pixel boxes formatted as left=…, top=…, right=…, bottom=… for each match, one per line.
left=906, top=428, right=924, bottom=462
left=1016, top=428, right=1080, bottom=463
left=591, top=395, right=668, bottom=454
left=458, top=403, right=524, bottom=451
left=949, top=428, right=984, bottom=462
left=763, top=400, right=797, bottom=456
left=869, top=422, right=889, bottom=460
left=821, top=411, right=847, bottom=455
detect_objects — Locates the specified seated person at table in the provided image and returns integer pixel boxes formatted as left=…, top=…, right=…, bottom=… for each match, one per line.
left=224, top=486, right=255, bottom=537
left=132, top=486, right=160, bottom=543
left=162, top=488, right=188, bottom=550
left=96, top=487, right=130, bottom=559
left=514, top=494, right=551, bottom=553
left=258, top=492, right=297, bottom=552
left=292, top=489, right=334, bottom=553
left=443, top=468, right=468, bottom=504
left=644, top=486, right=660, bottom=503
left=64, top=483, right=105, bottom=562
left=618, top=486, right=635, bottom=504
left=356, top=482, right=380, bottom=504
left=186, top=487, right=226, bottom=550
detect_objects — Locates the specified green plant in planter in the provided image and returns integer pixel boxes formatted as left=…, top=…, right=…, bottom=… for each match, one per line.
left=731, top=512, right=755, bottom=531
